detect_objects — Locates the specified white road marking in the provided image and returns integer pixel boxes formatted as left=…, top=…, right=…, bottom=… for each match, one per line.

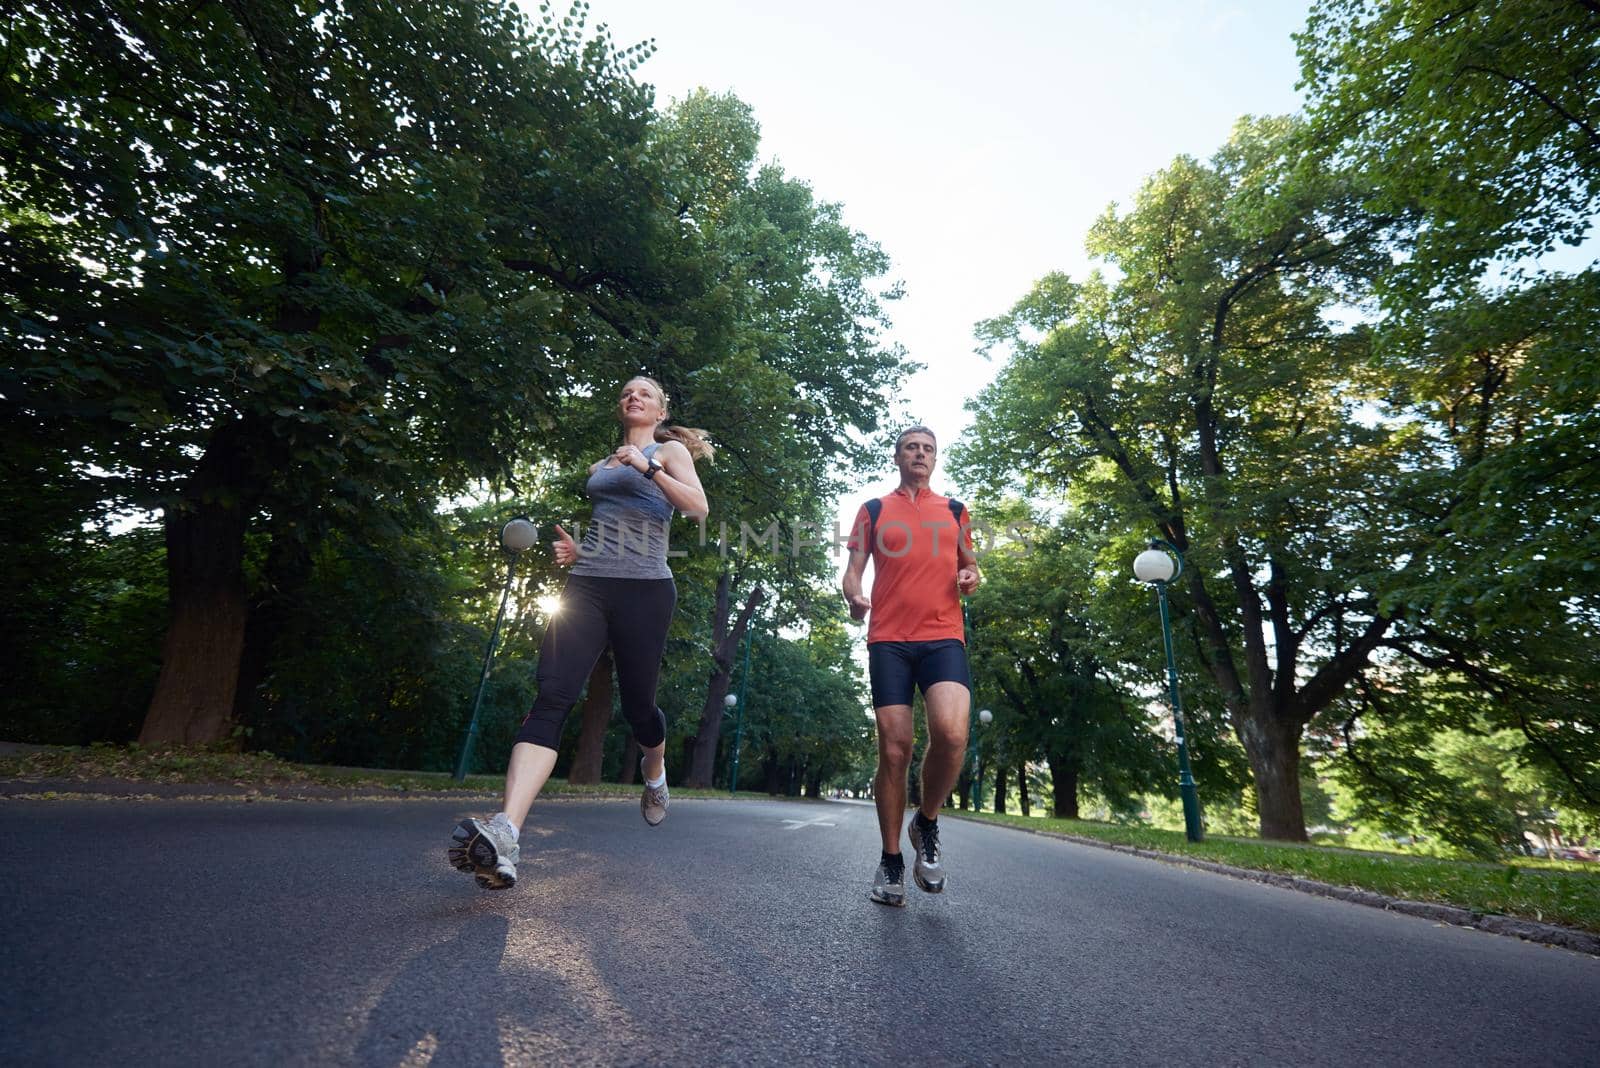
left=780, top=815, right=838, bottom=830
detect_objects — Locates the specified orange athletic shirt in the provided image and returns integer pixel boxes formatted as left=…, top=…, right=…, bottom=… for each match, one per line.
left=848, top=487, right=973, bottom=644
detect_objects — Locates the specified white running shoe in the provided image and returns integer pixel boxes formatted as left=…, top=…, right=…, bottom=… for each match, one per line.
left=907, top=812, right=945, bottom=893
left=641, top=779, right=669, bottom=826
left=448, top=817, right=519, bottom=890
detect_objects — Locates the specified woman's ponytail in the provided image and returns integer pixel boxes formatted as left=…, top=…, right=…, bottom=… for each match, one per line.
left=655, top=423, right=715, bottom=461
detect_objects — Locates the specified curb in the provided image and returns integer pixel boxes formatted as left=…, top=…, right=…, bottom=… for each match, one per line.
left=948, top=814, right=1600, bottom=958
left=0, top=779, right=503, bottom=803
left=0, top=778, right=786, bottom=805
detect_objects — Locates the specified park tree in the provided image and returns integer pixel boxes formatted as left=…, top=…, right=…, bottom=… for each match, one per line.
left=650, top=90, right=909, bottom=787
left=1299, top=0, right=1600, bottom=825
left=966, top=93, right=1597, bottom=841
left=1297, top=0, right=1599, bottom=301
left=2, top=0, right=707, bottom=745
left=4, top=3, right=911, bottom=763
left=961, top=503, right=1169, bottom=819
left=1327, top=682, right=1566, bottom=859
left=729, top=620, right=870, bottom=797
left=1358, top=276, right=1600, bottom=823
left=245, top=81, right=906, bottom=779
left=239, top=508, right=539, bottom=771
left=963, top=118, right=1421, bottom=840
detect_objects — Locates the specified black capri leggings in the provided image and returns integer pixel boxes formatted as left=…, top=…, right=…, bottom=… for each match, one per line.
left=514, top=573, right=677, bottom=750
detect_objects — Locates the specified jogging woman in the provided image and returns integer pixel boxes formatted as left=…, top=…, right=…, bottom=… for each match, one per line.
left=449, top=376, right=711, bottom=890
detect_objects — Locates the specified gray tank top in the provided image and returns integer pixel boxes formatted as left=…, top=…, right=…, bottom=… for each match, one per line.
left=570, top=442, right=675, bottom=580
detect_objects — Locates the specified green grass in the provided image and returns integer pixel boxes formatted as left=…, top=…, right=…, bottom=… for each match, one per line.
left=954, top=810, right=1600, bottom=935
left=0, top=743, right=776, bottom=800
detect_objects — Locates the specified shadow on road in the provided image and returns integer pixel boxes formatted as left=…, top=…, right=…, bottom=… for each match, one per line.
left=355, top=910, right=513, bottom=1068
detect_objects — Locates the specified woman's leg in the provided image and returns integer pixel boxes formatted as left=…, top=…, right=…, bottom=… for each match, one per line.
left=500, top=742, right=560, bottom=830
left=609, top=579, right=677, bottom=780
left=502, top=577, right=609, bottom=827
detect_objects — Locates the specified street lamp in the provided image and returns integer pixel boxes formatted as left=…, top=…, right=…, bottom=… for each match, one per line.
left=728, top=626, right=754, bottom=795
left=970, top=707, right=993, bottom=810
left=1134, top=539, right=1204, bottom=842
left=453, top=517, right=538, bottom=782
left=721, top=692, right=739, bottom=794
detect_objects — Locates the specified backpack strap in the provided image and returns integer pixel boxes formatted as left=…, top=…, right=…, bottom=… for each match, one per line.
left=948, top=498, right=966, bottom=569
left=861, top=497, right=965, bottom=554
left=861, top=498, right=883, bottom=551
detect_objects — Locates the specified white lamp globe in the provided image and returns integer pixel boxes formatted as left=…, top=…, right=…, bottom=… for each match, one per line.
left=724, top=693, right=739, bottom=709
left=978, top=708, right=993, bottom=725
left=500, top=518, right=538, bottom=553
left=1133, top=548, right=1176, bottom=584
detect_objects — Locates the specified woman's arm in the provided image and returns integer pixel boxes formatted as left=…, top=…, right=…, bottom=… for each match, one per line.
left=614, top=440, right=708, bottom=520
left=649, top=440, right=709, bottom=520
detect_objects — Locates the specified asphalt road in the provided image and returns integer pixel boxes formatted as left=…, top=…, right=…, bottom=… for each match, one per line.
left=2, top=796, right=1596, bottom=1067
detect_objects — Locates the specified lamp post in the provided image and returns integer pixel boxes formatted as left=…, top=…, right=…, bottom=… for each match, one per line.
left=971, top=707, right=993, bottom=810
left=728, top=625, right=754, bottom=795
left=722, top=691, right=739, bottom=792
left=1134, top=539, right=1204, bottom=842
left=453, top=517, right=538, bottom=782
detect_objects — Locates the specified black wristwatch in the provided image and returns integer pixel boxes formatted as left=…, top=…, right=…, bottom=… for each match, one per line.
left=643, top=457, right=663, bottom=480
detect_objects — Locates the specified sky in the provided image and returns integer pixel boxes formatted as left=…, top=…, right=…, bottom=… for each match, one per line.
left=549, top=0, right=1313, bottom=507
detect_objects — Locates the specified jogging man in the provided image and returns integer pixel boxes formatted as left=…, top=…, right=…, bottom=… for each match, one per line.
left=842, top=426, right=980, bottom=907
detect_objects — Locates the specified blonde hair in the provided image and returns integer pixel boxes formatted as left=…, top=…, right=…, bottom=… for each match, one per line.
left=624, top=375, right=715, bottom=462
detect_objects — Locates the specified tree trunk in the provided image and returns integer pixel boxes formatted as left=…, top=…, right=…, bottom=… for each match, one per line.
left=1019, top=763, right=1031, bottom=816
left=140, top=417, right=267, bottom=746
left=957, top=766, right=972, bottom=810
left=1048, top=753, right=1080, bottom=820
left=566, top=651, right=614, bottom=785
left=685, top=572, right=765, bottom=788
left=617, top=737, right=639, bottom=785
left=993, top=764, right=1008, bottom=814
left=762, top=748, right=781, bottom=794
left=1242, top=713, right=1308, bottom=841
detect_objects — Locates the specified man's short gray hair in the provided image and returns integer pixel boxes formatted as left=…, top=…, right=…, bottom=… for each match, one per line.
left=894, top=425, right=937, bottom=452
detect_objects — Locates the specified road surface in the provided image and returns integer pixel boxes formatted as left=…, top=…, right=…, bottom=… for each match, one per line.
left=2, top=797, right=1595, bottom=1066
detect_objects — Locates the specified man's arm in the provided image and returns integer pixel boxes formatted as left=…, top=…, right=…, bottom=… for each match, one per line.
left=956, top=511, right=980, bottom=595
left=842, top=546, right=872, bottom=620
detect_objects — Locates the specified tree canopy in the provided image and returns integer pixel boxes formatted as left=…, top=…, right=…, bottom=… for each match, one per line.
left=1, top=0, right=903, bottom=782
left=952, top=1, right=1598, bottom=843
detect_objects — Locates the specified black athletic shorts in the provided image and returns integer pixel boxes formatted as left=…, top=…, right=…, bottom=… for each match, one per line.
left=867, top=639, right=971, bottom=708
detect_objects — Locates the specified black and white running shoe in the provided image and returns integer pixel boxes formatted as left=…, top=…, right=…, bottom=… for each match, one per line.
left=907, top=812, right=945, bottom=893
left=870, top=853, right=907, bottom=907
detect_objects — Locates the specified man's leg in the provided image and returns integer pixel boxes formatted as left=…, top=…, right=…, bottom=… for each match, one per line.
left=869, top=703, right=915, bottom=906
left=872, top=705, right=915, bottom=852
left=917, top=681, right=971, bottom=819
left=866, top=642, right=917, bottom=906
left=905, top=674, right=971, bottom=895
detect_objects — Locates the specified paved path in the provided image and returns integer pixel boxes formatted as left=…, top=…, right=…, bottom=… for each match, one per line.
left=2, top=797, right=1595, bottom=1066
